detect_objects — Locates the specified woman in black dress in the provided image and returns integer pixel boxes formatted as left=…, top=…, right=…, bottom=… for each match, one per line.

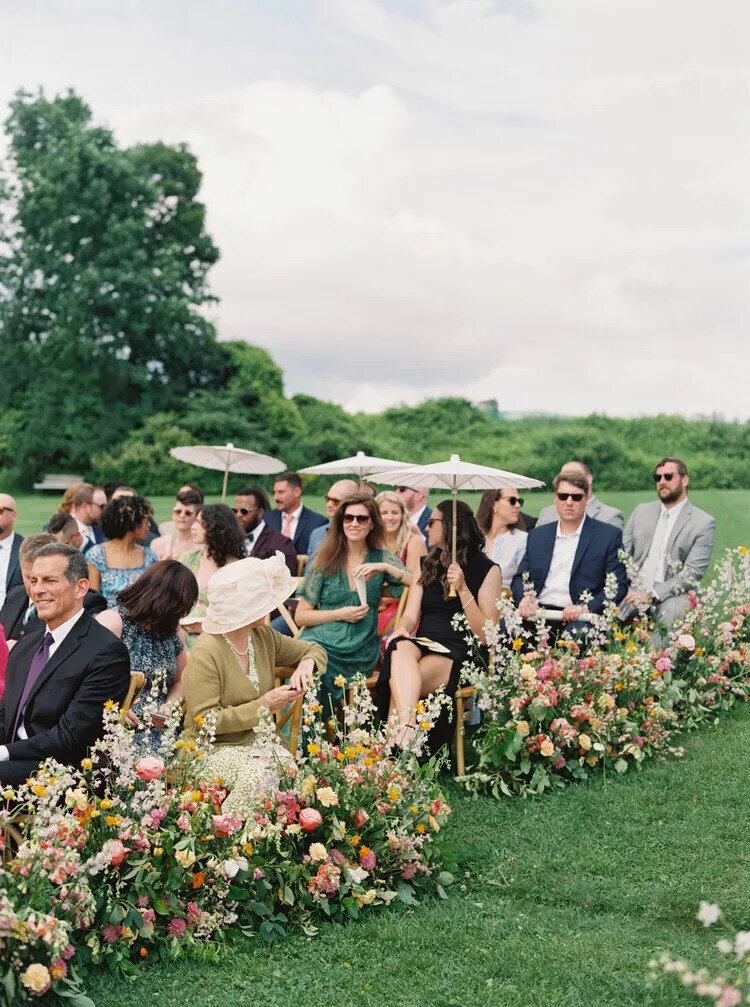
left=375, top=499, right=501, bottom=753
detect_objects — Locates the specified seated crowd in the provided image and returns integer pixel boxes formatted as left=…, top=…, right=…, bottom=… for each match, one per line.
left=0, top=455, right=717, bottom=794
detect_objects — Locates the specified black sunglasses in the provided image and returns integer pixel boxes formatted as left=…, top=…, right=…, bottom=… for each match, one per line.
left=499, top=495, right=524, bottom=507
left=426, top=516, right=443, bottom=527
left=342, top=513, right=371, bottom=524
left=232, top=506, right=258, bottom=516
left=653, top=473, right=675, bottom=483
left=556, top=492, right=585, bottom=502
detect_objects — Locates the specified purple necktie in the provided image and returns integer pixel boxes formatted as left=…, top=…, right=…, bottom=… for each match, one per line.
left=12, top=632, right=54, bottom=741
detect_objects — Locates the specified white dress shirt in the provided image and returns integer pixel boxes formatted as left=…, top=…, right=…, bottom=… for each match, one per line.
left=0, top=532, right=14, bottom=609
left=639, top=496, right=689, bottom=590
left=411, top=505, right=428, bottom=529
left=487, top=528, right=528, bottom=587
left=280, top=505, right=302, bottom=541
left=76, top=518, right=95, bottom=550
left=0, top=606, right=87, bottom=758
left=245, top=519, right=266, bottom=552
left=537, top=517, right=586, bottom=608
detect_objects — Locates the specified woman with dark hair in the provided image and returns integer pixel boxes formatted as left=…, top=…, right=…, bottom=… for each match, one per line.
left=374, top=499, right=502, bottom=752
left=179, top=503, right=247, bottom=644
left=86, top=495, right=158, bottom=607
left=295, top=493, right=407, bottom=710
left=476, top=488, right=528, bottom=587
left=97, top=560, right=199, bottom=726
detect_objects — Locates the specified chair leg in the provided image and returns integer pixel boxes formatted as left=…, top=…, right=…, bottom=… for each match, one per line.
left=289, top=697, right=303, bottom=756
left=455, top=694, right=465, bottom=776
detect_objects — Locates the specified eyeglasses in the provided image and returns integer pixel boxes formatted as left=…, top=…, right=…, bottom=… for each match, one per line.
left=232, top=506, right=258, bottom=516
left=342, top=513, right=371, bottom=525
left=173, top=507, right=196, bottom=516
left=325, top=495, right=341, bottom=505
left=556, top=492, right=585, bottom=502
left=499, top=496, right=524, bottom=507
left=653, top=472, right=675, bottom=483
left=396, top=486, right=412, bottom=493
left=426, top=517, right=443, bottom=527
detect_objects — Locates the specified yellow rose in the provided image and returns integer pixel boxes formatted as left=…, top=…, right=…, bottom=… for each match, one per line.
left=540, top=739, right=555, bottom=757
left=175, top=849, right=197, bottom=869
left=579, top=733, right=592, bottom=751
left=301, top=776, right=316, bottom=796
left=316, top=786, right=339, bottom=808
left=21, top=964, right=51, bottom=993
left=309, top=842, right=328, bottom=862
left=515, top=720, right=530, bottom=736
left=521, top=667, right=537, bottom=682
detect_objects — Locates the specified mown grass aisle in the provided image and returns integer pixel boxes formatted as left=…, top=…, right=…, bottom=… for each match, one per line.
left=89, top=704, right=749, bottom=1007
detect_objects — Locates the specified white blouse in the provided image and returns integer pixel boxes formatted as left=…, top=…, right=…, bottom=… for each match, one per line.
left=486, top=528, right=528, bottom=587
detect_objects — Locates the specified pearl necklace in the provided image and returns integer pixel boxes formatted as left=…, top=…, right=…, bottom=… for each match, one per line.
left=223, top=632, right=250, bottom=657
left=222, top=632, right=259, bottom=690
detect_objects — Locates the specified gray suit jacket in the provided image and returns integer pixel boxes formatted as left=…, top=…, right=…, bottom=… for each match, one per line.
left=623, top=498, right=716, bottom=601
left=536, top=496, right=624, bottom=531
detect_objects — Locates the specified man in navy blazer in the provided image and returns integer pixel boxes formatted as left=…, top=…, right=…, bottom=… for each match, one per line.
left=265, top=472, right=328, bottom=556
left=511, top=471, right=627, bottom=629
left=396, top=485, right=432, bottom=544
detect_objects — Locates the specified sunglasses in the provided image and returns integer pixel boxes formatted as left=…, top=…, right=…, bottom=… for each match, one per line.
left=173, top=507, right=196, bottom=516
left=325, top=495, right=341, bottom=505
left=343, top=513, right=371, bottom=525
left=499, top=496, right=524, bottom=507
left=396, top=486, right=413, bottom=493
left=556, top=492, right=585, bottom=502
left=232, top=506, right=257, bottom=516
left=653, top=472, right=675, bottom=483
left=426, top=517, right=443, bottom=527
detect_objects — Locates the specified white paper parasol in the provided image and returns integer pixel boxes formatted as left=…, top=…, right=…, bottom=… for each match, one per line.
left=298, top=451, right=411, bottom=482
left=169, top=443, right=286, bottom=502
left=370, top=454, right=545, bottom=594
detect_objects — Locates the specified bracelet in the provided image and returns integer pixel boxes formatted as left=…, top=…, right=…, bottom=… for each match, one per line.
left=461, top=594, right=474, bottom=610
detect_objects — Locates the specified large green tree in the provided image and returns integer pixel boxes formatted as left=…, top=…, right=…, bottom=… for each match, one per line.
left=0, top=89, right=227, bottom=484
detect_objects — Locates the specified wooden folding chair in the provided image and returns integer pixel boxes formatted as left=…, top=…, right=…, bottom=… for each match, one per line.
left=296, top=554, right=308, bottom=578
left=454, top=685, right=476, bottom=776
left=273, top=666, right=304, bottom=754
left=120, top=672, right=147, bottom=721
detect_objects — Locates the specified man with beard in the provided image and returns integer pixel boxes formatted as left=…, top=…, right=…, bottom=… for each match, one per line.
left=621, top=457, right=715, bottom=631
left=233, top=487, right=297, bottom=575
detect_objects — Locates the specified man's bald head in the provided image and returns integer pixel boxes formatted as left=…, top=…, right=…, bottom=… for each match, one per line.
left=0, top=493, right=17, bottom=540
left=325, top=479, right=361, bottom=518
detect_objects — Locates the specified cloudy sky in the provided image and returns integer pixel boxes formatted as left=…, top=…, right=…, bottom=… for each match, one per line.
left=2, top=0, right=749, bottom=417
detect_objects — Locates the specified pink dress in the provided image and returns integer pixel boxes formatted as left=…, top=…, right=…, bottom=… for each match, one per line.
left=377, top=544, right=408, bottom=656
left=0, top=624, right=8, bottom=701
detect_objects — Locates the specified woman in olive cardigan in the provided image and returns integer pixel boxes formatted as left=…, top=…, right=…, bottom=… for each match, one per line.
left=182, top=554, right=327, bottom=811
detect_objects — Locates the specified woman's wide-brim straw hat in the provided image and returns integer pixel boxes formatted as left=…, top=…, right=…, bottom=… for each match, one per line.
left=202, top=552, right=297, bottom=634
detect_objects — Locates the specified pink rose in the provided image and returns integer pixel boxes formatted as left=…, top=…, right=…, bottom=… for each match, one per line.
left=654, top=656, right=672, bottom=672
left=135, top=756, right=166, bottom=783
left=677, top=634, right=696, bottom=651
left=353, top=808, right=369, bottom=829
left=109, top=840, right=130, bottom=867
left=299, top=808, right=323, bottom=832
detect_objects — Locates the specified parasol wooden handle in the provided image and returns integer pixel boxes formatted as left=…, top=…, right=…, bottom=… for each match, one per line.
left=449, top=491, right=457, bottom=597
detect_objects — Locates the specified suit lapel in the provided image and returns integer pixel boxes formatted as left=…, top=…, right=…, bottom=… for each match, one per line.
left=26, top=613, right=89, bottom=710
left=293, top=507, right=308, bottom=550
left=665, top=501, right=693, bottom=555
left=586, top=497, right=601, bottom=520
left=571, top=517, right=595, bottom=578
left=536, top=522, right=558, bottom=586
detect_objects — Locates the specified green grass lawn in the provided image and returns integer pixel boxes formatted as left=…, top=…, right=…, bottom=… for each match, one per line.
left=83, top=704, right=750, bottom=1007
left=11, top=488, right=750, bottom=576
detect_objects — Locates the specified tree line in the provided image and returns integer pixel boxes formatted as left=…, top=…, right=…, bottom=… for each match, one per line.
left=1, top=90, right=748, bottom=495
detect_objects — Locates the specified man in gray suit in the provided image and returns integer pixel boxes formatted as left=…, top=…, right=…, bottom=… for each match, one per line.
left=536, top=462, right=624, bottom=531
left=621, top=456, right=716, bottom=633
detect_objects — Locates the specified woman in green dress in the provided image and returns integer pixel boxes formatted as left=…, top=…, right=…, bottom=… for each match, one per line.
left=295, top=492, right=409, bottom=711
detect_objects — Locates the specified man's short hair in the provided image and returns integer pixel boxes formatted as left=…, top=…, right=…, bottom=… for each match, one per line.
left=19, top=533, right=57, bottom=564
left=273, top=472, right=302, bottom=491
left=562, top=460, right=592, bottom=479
left=655, top=456, right=688, bottom=477
left=48, top=512, right=78, bottom=537
left=553, top=470, right=589, bottom=495
left=181, top=483, right=204, bottom=502
left=176, top=489, right=203, bottom=508
left=33, top=542, right=89, bottom=583
left=236, top=486, right=270, bottom=510
left=73, top=483, right=96, bottom=507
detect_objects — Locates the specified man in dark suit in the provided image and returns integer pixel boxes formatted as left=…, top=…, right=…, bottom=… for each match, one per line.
left=0, top=494, right=24, bottom=611
left=395, top=485, right=432, bottom=544
left=265, top=472, right=327, bottom=556
left=70, top=483, right=106, bottom=555
left=233, top=486, right=297, bottom=575
left=1, top=533, right=108, bottom=643
left=0, top=542, right=130, bottom=786
left=511, top=470, right=627, bottom=632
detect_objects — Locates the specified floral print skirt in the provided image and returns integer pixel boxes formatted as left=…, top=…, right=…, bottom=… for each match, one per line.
left=203, top=742, right=295, bottom=813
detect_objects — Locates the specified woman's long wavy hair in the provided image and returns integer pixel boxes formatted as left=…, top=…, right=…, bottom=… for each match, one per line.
left=375, top=490, right=412, bottom=557
left=313, top=493, right=384, bottom=576
left=198, top=504, right=247, bottom=567
left=118, top=560, right=199, bottom=640
left=420, top=499, right=485, bottom=595
left=475, top=489, right=526, bottom=535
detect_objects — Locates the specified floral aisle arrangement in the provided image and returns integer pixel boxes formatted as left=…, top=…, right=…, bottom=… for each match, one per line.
left=648, top=903, right=749, bottom=1006
left=459, top=547, right=750, bottom=798
left=0, top=684, right=454, bottom=1005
